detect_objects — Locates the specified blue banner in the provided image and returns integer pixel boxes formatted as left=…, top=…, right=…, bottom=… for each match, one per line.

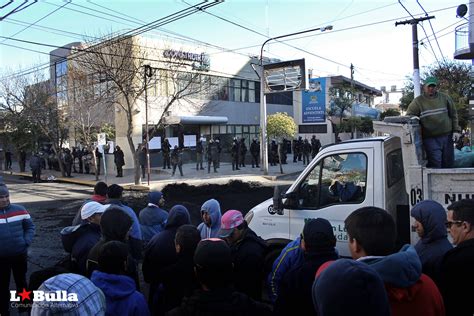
left=302, top=78, right=326, bottom=123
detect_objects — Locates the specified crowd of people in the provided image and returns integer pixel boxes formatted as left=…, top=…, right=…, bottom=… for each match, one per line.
left=1, top=176, right=473, bottom=316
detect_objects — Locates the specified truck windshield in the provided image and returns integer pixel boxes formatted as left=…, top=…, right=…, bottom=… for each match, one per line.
left=298, top=152, right=367, bottom=209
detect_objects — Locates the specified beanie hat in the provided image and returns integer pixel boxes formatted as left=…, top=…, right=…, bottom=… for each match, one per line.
left=194, top=238, right=232, bottom=269
left=313, top=259, right=390, bottom=316
left=80, top=201, right=108, bottom=220
left=31, top=273, right=106, bottom=315
left=148, top=191, right=163, bottom=205
left=302, top=218, right=336, bottom=251
left=98, top=241, right=129, bottom=274
left=0, top=183, right=9, bottom=197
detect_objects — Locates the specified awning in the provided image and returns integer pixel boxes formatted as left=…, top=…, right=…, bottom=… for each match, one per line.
left=163, top=115, right=228, bottom=125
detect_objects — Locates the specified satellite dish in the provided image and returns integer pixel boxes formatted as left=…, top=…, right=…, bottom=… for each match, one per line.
left=457, top=4, right=468, bottom=18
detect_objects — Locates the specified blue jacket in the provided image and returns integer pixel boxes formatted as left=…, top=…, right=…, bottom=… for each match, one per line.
left=411, top=200, right=452, bottom=283
left=267, top=237, right=304, bottom=303
left=0, top=203, right=35, bottom=257
left=197, top=199, right=221, bottom=239
left=91, top=270, right=149, bottom=316
left=61, top=222, right=101, bottom=275
left=139, top=204, right=168, bottom=244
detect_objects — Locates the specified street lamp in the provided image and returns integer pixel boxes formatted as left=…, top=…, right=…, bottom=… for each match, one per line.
left=259, top=25, right=333, bottom=174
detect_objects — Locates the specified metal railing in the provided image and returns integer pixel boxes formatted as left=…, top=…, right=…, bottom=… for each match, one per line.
left=455, top=22, right=470, bottom=54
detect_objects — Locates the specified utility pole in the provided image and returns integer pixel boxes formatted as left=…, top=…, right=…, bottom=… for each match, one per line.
left=350, top=63, right=354, bottom=82
left=396, top=16, right=435, bottom=97
left=144, top=65, right=153, bottom=186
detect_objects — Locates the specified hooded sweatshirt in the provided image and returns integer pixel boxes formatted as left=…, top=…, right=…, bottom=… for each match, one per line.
left=411, top=200, right=453, bottom=284
left=197, top=199, right=221, bottom=239
left=91, top=270, right=149, bottom=316
left=359, top=244, right=445, bottom=316
left=142, top=205, right=191, bottom=285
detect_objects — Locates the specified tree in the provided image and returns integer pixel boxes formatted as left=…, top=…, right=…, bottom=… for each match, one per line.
left=0, top=68, right=68, bottom=176
left=399, top=60, right=470, bottom=129
left=267, top=112, right=297, bottom=174
left=327, top=83, right=356, bottom=140
left=67, top=63, right=115, bottom=180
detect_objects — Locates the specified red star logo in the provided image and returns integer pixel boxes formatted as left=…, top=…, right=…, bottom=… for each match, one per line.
left=18, top=288, right=31, bottom=301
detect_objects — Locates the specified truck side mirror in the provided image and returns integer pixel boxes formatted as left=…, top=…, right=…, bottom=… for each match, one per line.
left=273, top=185, right=284, bottom=215
left=273, top=185, right=295, bottom=215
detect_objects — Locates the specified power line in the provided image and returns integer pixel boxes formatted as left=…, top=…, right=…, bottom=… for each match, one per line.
left=416, top=0, right=446, bottom=63
left=1, top=1, right=70, bottom=44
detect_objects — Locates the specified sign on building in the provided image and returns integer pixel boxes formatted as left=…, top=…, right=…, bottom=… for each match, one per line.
left=302, top=78, right=326, bottom=123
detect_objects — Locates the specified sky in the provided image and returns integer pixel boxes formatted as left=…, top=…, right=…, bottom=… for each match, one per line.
left=0, top=0, right=470, bottom=91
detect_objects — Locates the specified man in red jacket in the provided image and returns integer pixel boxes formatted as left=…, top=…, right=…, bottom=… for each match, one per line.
left=344, top=206, right=445, bottom=316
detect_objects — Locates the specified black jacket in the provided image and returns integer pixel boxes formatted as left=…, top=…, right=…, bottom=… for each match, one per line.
left=440, top=238, right=474, bottom=316
left=229, top=228, right=267, bottom=300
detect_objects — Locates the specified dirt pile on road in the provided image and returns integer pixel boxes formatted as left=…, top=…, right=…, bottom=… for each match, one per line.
left=124, top=180, right=274, bottom=225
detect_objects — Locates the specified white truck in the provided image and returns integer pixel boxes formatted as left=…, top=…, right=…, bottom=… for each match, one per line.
left=246, top=117, right=474, bottom=258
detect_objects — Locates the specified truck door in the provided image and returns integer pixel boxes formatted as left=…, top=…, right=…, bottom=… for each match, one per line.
left=288, top=149, right=373, bottom=257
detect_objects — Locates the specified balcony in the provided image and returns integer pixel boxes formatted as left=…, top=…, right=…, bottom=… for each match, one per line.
left=454, top=22, right=474, bottom=59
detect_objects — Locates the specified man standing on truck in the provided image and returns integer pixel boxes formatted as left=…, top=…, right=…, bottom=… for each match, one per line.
left=406, top=76, right=461, bottom=168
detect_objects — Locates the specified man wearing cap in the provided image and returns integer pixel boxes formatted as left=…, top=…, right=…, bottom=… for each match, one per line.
left=407, top=76, right=461, bottom=168
left=139, top=191, right=168, bottom=244
left=61, top=201, right=108, bottom=275
left=0, top=182, right=35, bottom=316
left=218, top=210, right=267, bottom=300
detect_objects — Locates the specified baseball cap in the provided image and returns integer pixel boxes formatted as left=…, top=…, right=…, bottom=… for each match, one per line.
left=424, top=76, right=438, bottom=86
left=218, top=210, right=244, bottom=238
left=81, top=201, right=109, bottom=220
left=194, top=238, right=232, bottom=269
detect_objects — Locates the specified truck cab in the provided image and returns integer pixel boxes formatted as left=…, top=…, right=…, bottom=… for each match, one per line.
left=246, top=117, right=474, bottom=258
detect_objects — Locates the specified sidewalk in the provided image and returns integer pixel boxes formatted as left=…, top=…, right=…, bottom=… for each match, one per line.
left=2, top=156, right=307, bottom=191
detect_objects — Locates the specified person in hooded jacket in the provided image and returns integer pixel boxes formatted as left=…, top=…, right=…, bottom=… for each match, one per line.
left=197, top=199, right=222, bottom=239
left=142, top=205, right=191, bottom=312
left=91, top=241, right=150, bottom=316
left=139, top=191, right=168, bottom=244
left=167, top=238, right=272, bottom=316
left=273, top=218, right=339, bottom=316
left=218, top=210, right=267, bottom=300
left=345, top=206, right=445, bottom=316
left=61, top=201, right=107, bottom=276
left=410, top=199, right=453, bottom=286
left=86, top=206, right=138, bottom=288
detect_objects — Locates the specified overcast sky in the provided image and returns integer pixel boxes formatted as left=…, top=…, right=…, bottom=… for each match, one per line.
left=0, top=0, right=469, bottom=90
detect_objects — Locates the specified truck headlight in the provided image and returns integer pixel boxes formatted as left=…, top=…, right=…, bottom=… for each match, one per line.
left=244, top=210, right=254, bottom=224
